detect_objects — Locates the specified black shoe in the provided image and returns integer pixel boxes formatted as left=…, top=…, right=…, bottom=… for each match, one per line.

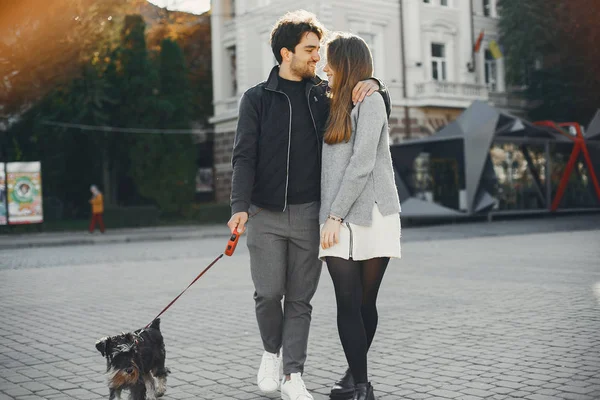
left=329, top=368, right=355, bottom=399
left=352, top=382, right=375, bottom=400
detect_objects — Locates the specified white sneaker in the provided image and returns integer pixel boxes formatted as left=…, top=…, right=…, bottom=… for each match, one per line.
left=257, top=351, right=281, bottom=394
left=281, top=372, right=313, bottom=400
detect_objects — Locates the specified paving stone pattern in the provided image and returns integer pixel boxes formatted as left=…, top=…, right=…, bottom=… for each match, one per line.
left=1, top=216, right=599, bottom=399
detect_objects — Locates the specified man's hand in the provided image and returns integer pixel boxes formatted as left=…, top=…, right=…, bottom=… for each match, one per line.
left=228, top=212, right=248, bottom=234
left=351, top=78, right=379, bottom=105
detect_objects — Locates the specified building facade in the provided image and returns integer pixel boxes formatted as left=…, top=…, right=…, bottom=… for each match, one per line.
left=210, top=0, right=525, bottom=202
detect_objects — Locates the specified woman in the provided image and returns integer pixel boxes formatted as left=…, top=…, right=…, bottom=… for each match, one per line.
left=89, top=184, right=105, bottom=233
left=319, top=33, right=401, bottom=400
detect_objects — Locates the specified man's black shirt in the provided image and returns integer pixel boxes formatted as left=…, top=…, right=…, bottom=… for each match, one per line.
left=277, top=76, right=321, bottom=205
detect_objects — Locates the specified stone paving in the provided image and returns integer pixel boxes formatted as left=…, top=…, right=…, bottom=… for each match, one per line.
left=0, top=215, right=599, bottom=400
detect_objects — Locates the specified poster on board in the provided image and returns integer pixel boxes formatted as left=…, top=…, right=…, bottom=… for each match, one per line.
left=195, top=167, right=214, bottom=193
left=7, top=162, right=43, bottom=224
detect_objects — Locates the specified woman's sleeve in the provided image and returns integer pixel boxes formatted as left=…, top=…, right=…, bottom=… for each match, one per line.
left=329, top=93, right=386, bottom=219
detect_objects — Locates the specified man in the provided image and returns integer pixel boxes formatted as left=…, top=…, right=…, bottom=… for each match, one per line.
left=227, top=10, right=390, bottom=400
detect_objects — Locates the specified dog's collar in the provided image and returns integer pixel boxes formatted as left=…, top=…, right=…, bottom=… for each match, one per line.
left=133, top=331, right=145, bottom=345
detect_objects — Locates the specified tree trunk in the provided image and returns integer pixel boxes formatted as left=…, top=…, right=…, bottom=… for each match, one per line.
left=110, top=159, right=118, bottom=205
left=101, top=134, right=112, bottom=205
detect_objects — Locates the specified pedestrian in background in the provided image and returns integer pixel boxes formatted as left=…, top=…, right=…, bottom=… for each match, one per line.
left=88, top=184, right=105, bottom=234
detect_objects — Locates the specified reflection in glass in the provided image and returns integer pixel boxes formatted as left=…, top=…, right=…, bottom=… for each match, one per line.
left=550, top=143, right=597, bottom=208
left=412, top=153, right=432, bottom=201
left=410, top=147, right=465, bottom=210
left=488, top=143, right=547, bottom=210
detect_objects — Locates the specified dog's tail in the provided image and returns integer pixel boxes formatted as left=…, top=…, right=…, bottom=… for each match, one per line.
left=149, top=318, right=161, bottom=330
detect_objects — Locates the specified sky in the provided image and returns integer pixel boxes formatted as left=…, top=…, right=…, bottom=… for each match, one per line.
left=146, top=0, right=211, bottom=15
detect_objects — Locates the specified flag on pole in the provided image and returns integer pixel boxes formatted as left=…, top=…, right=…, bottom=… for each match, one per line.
left=473, top=30, right=485, bottom=53
left=489, top=40, right=503, bottom=59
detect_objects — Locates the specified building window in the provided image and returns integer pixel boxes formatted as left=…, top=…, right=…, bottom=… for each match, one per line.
left=360, top=32, right=376, bottom=69
left=423, top=0, right=451, bottom=6
left=483, top=0, right=497, bottom=17
left=227, top=45, right=237, bottom=96
left=483, top=0, right=491, bottom=16
left=431, top=43, right=447, bottom=81
left=353, top=23, right=385, bottom=78
left=262, top=33, right=277, bottom=78
left=485, top=49, right=498, bottom=92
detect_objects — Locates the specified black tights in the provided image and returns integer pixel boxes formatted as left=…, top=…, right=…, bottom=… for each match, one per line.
left=326, top=256, right=389, bottom=385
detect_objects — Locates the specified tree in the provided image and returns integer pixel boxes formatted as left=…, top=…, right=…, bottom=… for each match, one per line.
left=128, top=38, right=197, bottom=214
left=551, top=1, right=600, bottom=123
left=70, top=63, right=119, bottom=206
left=179, top=16, right=213, bottom=127
left=116, top=17, right=196, bottom=214
left=4, top=72, right=109, bottom=218
left=499, top=0, right=600, bottom=123
left=0, top=0, right=134, bottom=127
left=497, top=0, right=555, bottom=85
left=144, top=7, right=213, bottom=126
left=3, top=4, right=210, bottom=216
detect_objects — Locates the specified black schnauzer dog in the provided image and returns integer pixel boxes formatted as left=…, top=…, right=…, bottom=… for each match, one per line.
left=95, top=318, right=170, bottom=400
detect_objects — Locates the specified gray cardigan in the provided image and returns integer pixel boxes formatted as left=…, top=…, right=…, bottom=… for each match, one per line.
left=320, top=92, right=401, bottom=226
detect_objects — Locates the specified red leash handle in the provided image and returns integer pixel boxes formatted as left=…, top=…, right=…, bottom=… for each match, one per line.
left=145, top=228, right=243, bottom=328
left=225, top=228, right=241, bottom=257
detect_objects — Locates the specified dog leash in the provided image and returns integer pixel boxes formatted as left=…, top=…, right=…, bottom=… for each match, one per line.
left=145, top=228, right=241, bottom=328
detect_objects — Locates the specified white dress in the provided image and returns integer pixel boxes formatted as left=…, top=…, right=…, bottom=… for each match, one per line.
left=318, top=204, right=401, bottom=261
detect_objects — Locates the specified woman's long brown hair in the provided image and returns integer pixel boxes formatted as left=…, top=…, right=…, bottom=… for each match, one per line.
left=324, top=33, right=374, bottom=144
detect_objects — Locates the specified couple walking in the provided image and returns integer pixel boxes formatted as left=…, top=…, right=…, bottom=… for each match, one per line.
left=227, top=10, right=401, bottom=400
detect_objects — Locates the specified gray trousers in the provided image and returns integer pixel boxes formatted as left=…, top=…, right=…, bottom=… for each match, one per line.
left=246, top=201, right=322, bottom=375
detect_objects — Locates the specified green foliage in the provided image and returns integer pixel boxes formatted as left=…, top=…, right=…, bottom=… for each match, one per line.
left=117, top=15, right=160, bottom=128
left=0, top=0, right=130, bottom=119
left=525, top=65, right=580, bottom=122
left=4, top=6, right=210, bottom=218
left=158, top=39, right=193, bottom=127
left=103, top=205, right=161, bottom=227
left=121, top=22, right=197, bottom=214
left=179, top=19, right=213, bottom=126
left=498, top=0, right=600, bottom=123
left=5, top=81, right=105, bottom=217
left=498, top=0, right=557, bottom=86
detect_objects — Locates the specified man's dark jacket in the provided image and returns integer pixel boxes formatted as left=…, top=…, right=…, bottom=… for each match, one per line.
left=230, top=66, right=391, bottom=214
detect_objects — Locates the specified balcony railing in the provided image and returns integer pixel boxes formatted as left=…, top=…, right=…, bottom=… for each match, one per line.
left=210, top=96, right=241, bottom=123
left=488, top=91, right=529, bottom=111
left=415, top=81, right=488, bottom=102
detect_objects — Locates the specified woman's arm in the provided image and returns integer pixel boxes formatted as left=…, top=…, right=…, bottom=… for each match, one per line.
left=329, top=93, right=387, bottom=220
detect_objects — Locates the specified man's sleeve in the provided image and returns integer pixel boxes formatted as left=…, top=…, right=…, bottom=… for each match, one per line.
left=371, top=77, right=392, bottom=118
left=230, top=92, right=260, bottom=215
